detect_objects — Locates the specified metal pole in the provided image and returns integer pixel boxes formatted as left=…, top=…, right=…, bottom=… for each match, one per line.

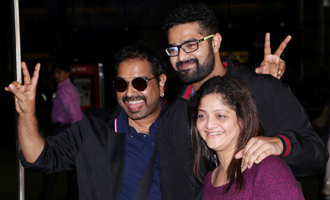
left=13, top=0, right=24, bottom=199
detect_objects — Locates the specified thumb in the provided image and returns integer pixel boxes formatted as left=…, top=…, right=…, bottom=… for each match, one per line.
left=255, top=67, right=261, bottom=74
left=235, top=150, right=243, bottom=159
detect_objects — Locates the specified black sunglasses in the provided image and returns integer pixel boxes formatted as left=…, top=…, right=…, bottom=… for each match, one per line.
left=112, top=76, right=157, bottom=92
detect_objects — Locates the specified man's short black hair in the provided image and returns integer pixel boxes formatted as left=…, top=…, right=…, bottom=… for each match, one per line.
left=162, top=3, right=219, bottom=36
left=114, top=44, right=166, bottom=83
left=53, top=62, right=71, bottom=73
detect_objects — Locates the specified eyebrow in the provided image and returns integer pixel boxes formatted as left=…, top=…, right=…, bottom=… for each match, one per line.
left=198, top=108, right=229, bottom=113
left=168, top=38, right=199, bottom=47
left=116, top=75, right=149, bottom=79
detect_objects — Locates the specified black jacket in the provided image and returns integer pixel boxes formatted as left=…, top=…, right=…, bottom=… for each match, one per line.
left=158, top=59, right=328, bottom=200
left=21, top=106, right=128, bottom=200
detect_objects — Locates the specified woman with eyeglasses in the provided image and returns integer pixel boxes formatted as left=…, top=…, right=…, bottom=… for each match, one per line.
left=188, top=76, right=304, bottom=199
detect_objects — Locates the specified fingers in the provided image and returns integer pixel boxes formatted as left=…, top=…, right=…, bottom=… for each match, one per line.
left=240, top=136, right=283, bottom=172
left=5, top=81, right=22, bottom=92
left=22, top=62, right=41, bottom=86
left=5, top=62, right=40, bottom=99
left=264, top=32, right=271, bottom=55
left=6, top=82, right=24, bottom=98
left=235, top=150, right=243, bottom=159
left=242, top=141, right=271, bottom=168
left=255, top=61, right=278, bottom=78
left=273, top=35, right=292, bottom=57
left=22, top=62, right=31, bottom=85
left=30, top=63, right=41, bottom=86
left=241, top=138, right=261, bottom=171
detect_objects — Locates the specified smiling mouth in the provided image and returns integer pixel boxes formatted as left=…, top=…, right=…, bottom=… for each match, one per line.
left=125, top=100, right=145, bottom=112
left=177, top=59, right=197, bottom=69
left=127, top=100, right=144, bottom=105
left=208, top=131, right=224, bottom=136
left=180, top=62, right=194, bottom=69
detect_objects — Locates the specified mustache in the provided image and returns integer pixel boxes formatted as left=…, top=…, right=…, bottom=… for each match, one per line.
left=176, top=58, right=198, bottom=68
left=122, top=96, right=146, bottom=102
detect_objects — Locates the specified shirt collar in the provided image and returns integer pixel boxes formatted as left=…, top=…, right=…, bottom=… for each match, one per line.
left=58, top=78, right=71, bottom=87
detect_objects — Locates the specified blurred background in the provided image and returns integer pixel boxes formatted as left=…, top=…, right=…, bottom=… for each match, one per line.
left=1, top=0, right=330, bottom=199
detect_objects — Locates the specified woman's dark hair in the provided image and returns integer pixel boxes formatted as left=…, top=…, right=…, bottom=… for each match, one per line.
left=188, top=76, right=264, bottom=194
left=114, top=44, right=166, bottom=84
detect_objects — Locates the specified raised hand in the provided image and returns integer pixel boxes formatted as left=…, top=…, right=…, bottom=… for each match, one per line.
left=255, top=33, right=292, bottom=79
left=5, top=62, right=44, bottom=163
left=5, top=62, right=40, bottom=115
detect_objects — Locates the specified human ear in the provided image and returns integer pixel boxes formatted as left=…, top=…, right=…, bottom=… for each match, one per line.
left=212, top=33, right=222, bottom=53
left=158, top=74, right=167, bottom=97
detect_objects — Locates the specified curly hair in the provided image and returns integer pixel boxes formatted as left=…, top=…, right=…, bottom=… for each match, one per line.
left=114, top=44, right=166, bottom=83
left=188, top=76, right=264, bottom=194
left=162, top=3, right=219, bottom=36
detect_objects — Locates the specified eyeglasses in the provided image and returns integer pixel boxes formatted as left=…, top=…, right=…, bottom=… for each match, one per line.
left=165, top=34, right=215, bottom=57
left=112, top=76, right=157, bottom=92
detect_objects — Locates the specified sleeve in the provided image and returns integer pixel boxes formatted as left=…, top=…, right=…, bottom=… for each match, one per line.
left=19, top=114, right=87, bottom=173
left=261, top=77, right=328, bottom=177
left=254, top=156, right=305, bottom=200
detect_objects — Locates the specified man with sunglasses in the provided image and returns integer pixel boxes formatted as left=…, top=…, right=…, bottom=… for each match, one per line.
left=158, top=3, right=328, bottom=199
left=5, top=44, right=166, bottom=200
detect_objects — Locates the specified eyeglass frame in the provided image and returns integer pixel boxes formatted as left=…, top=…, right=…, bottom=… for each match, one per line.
left=112, top=76, right=157, bottom=92
left=165, top=34, right=215, bottom=57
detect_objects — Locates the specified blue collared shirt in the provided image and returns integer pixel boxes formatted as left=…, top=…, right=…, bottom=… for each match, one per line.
left=116, top=100, right=164, bottom=200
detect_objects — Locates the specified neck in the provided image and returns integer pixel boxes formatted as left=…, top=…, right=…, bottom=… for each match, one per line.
left=191, top=54, right=226, bottom=92
left=212, top=152, right=232, bottom=187
left=216, top=147, right=236, bottom=174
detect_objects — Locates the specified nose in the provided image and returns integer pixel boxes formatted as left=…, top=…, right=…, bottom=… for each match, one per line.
left=205, top=116, right=218, bottom=130
left=178, top=47, right=189, bottom=61
left=125, top=81, right=137, bottom=97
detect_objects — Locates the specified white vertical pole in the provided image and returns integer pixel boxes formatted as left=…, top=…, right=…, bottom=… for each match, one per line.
left=13, top=0, right=24, bottom=199
left=13, top=1, right=21, bottom=79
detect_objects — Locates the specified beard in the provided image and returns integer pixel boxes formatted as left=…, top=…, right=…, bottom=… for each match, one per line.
left=175, top=50, right=215, bottom=85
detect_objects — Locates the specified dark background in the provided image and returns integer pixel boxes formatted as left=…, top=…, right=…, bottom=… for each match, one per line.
left=1, top=0, right=330, bottom=199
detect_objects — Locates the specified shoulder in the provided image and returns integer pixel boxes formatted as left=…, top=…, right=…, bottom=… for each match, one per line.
left=224, top=59, right=283, bottom=90
left=82, top=106, right=121, bottom=123
left=229, top=70, right=295, bottom=107
left=232, top=69, right=280, bottom=89
left=248, top=157, right=304, bottom=199
left=256, top=155, right=289, bottom=170
left=203, top=171, right=214, bottom=192
left=162, top=97, right=188, bottom=119
left=252, top=156, right=289, bottom=172
left=205, top=170, right=213, bottom=182
left=58, top=80, right=77, bottom=92
left=249, top=156, right=296, bottom=184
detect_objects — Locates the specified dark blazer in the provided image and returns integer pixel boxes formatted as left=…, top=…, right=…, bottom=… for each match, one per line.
left=21, top=106, right=129, bottom=200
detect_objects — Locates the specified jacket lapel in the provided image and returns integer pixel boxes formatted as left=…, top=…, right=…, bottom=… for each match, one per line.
left=106, top=105, right=126, bottom=200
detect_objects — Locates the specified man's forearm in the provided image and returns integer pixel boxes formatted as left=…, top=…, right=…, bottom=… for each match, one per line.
left=18, top=113, right=45, bottom=163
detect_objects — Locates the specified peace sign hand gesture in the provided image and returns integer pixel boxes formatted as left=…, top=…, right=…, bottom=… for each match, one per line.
left=255, top=33, right=292, bottom=79
left=5, top=62, right=40, bottom=115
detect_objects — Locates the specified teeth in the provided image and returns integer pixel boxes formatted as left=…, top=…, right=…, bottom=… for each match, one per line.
left=128, top=100, right=144, bottom=104
left=208, top=131, right=224, bottom=136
